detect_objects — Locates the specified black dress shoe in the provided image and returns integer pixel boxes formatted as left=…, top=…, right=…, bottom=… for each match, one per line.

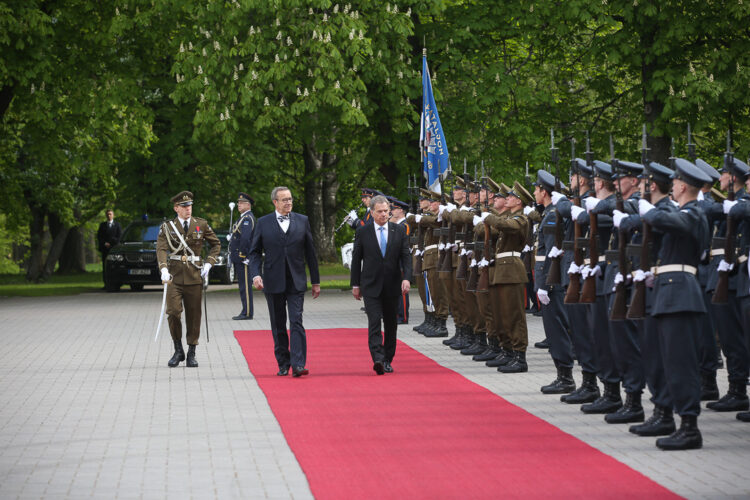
left=534, top=338, right=549, bottom=349
left=232, top=314, right=252, bottom=320
left=373, top=361, right=385, bottom=375
left=292, top=366, right=309, bottom=377
left=277, top=367, right=289, bottom=376
left=383, top=361, right=394, bottom=373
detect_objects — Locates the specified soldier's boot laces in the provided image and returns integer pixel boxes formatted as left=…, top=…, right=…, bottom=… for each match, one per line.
left=656, top=415, right=702, bottom=451
left=605, top=391, right=645, bottom=424
left=629, top=405, right=676, bottom=437
left=561, top=371, right=600, bottom=404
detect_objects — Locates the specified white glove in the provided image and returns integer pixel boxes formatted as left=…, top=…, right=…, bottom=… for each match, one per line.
left=160, top=268, right=171, bottom=283
left=584, top=197, right=600, bottom=212
left=460, top=205, right=473, bottom=212
left=632, top=269, right=655, bottom=287
left=445, top=203, right=457, bottom=213
left=201, top=263, right=212, bottom=277
left=570, top=205, right=586, bottom=220
left=438, top=242, right=446, bottom=251
left=580, top=265, right=592, bottom=279
left=718, top=259, right=734, bottom=272
left=614, top=272, right=631, bottom=286
left=639, top=198, right=655, bottom=216
left=477, top=258, right=489, bottom=268
left=589, top=264, right=602, bottom=277
left=548, top=246, right=563, bottom=258
left=470, top=258, right=477, bottom=267
left=568, top=262, right=581, bottom=275
left=438, top=204, right=447, bottom=215
left=481, top=211, right=490, bottom=221
left=242, top=259, right=249, bottom=266
left=550, top=191, right=565, bottom=206
left=537, top=288, right=550, bottom=305
left=414, top=214, right=422, bottom=223
left=723, top=199, right=738, bottom=214
left=405, top=212, right=413, bottom=219
left=348, top=209, right=358, bottom=220
left=612, top=209, right=628, bottom=228
left=523, top=206, right=533, bottom=215
left=473, top=215, right=483, bottom=226
left=226, top=233, right=232, bottom=241
left=523, top=244, right=533, bottom=253
left=697, top=190, right=705, bottom=201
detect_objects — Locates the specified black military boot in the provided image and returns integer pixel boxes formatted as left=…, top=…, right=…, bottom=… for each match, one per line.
left=461, top=332, right=487, bottom=355
left=581, top=382, right=622, bottom=414
left=168, top=339, right=185, bottom=367
left=426, top=317, right=449, bottom=337
left=485, top=348, right=513, bottom=367
left=561, top=371, right=600, bottom=404
left=629, top=405, right=676, bottom=436
left=498, top=351, right=528, bottom=373
left=443, top=324, right=462, bottom=346
left=186, top=344, right=199, bottom=367
left=417, top=312, right=435, bottom=335
left=473, top=336, right=500, bottom=361
left=451, top=330, right=474, bottom=350
left=540, top=366, right=576, bottom=394
left=413, top=313, right=429, bottom=333
left=706, top=381, right=750, bottom=412
left=656, top=415, right=702, bottom=450
left=736, top=411, right=750, bottom=422
left=605, top=391, right=645, bottom=424
left=700, top=371, right=720, bottom=401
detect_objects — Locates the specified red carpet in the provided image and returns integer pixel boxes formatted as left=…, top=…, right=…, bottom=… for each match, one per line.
left=235, top=328, right=678, bottom=499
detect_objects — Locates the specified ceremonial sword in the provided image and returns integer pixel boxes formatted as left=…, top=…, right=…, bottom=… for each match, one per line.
left=154, top=280, right=170, bottom=342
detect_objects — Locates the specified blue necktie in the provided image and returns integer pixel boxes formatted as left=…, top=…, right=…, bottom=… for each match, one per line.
left=379, top=226, right=386, bottom=257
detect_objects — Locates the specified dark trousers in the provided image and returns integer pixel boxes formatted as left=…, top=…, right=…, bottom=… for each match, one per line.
left=363, top=294, right=399, bottom=363
left=592, top=295, right=620, bottom=384
left=265, top=288, right=306, bottom=369
left=642, top=315, right=671, bottom=409
left=609, top=314, right=644, bottom=394
left=234, top=262, right=254, bottom=317
left=541, top=285, right=573, bottom=368
left=657, top=312, right=702, bottom=417
left=566, top=303, right=597, bottom=375
left=712, top=292, right=749, bottom=383
left=698, top=289, right=719, bottom=374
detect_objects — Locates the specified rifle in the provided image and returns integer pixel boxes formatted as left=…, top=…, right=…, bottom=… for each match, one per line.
left=713, top=130, right=735, bottom=304
left=413, top=175, right=424, bottom=276
left=522, top=161, right=534, bottom=274
left=564, top=137, right=584, bottom=304
left=466, top=164, right=481, bottom=292
left=579, top=134, right=599, bottom=303
left=456, top=159, right=470, bottom=280
left=609, top=135, right=629, bottom=320
left=627, top=124, right=651, bottom=319
left=546, top=128, right=563, bottom=285
left=477, top=161, right=491, bottom=292
left=438, top=189, right=453, bottom=273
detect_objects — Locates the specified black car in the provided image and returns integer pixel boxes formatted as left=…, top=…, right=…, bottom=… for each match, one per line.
left=104, top=220, right=163, bottom=292
left=208, top=229, right=237, bottom=284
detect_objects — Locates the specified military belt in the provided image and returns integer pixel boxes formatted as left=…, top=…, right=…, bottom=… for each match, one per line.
left=496, top=251, right=521, bottom=259
left=653, top=264, right=697, bottom=275
left=423, top=244, right=438, bottom=252
left=535, top=255, right=546, bottom=262
left=583, top=256, right=606, bottom=265
left=739, top=255, right=748, bottom=264
left=169, top=255, right=201, bottom=263
left=710, top=248, right=724, bottom=257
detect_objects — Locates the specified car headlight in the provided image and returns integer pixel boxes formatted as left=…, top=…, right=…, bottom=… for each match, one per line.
left=107, top=253, right=124, bottom=262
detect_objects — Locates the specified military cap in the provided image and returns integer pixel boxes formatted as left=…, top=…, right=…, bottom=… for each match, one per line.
left=420, top=188, right=441, bottom=201
left=640, top=161, right=674, bottom=185
left=571, top=158, right=593, bottom=178
left=500, top=183, right=512, bottom=196
left=694, top=159, right=720, bottom=184
left=613, top=160, right=644, bottom=179
left=670, top=158, right=712, bottom=187
left=454, top=176, right=468, bottom=191
left=391, top=199, right=409, bottom=211
left=730, top=157, right=750, bottom=180
left=592, top=160, right=613, bottom=181
left=360, top=188, right=382, bottom=197
left=532, top=169, right=556, bottom=191
left=171, top=190, right=193, bottom=206
left=487, top=177, right=501, bottom=194
left=237, top=192, right=254, bottom=204
left=507, top=181, right=534, bottom=205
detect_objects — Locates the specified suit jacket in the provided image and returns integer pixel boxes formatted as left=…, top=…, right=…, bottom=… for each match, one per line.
left=156, top=216, right=221, bottom=285
left=350, top=222, right=412, bottom=297
left=97, top=220, right=122, bottom=253
left=249, top=212, right=320, bottom=294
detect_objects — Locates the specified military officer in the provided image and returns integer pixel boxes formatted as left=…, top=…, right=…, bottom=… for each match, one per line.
left=229, top=192, right=256, bottom=320
left=417, top=189, right=450, bottom=337
left=408, top=192, right=431, bottom=333
left=638, top=158, right=710, bottom=450
left=348, top=188, right=381, bottom=228
left=157, top=191, right=221, bottom=368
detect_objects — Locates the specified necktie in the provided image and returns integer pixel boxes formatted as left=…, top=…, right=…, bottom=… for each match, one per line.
left=278, top=215, right=289, bottom=222
left=183, top=221, right=189, bottom=233
left=379, top=226, right=386, bottom=257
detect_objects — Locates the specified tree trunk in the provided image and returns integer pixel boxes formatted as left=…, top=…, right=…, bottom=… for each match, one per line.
left=303, top=139, right=338, bottom=263
left=41, top=212, right=70, bottom=281
left=57, top=226, right=87, bottom=274
left=641, top=31, right=670, bottom=165
left=26, top=202, right=46, bottom=282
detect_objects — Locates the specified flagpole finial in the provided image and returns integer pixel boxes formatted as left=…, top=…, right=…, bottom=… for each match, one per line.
left=422, top=47, right=427, bottom=57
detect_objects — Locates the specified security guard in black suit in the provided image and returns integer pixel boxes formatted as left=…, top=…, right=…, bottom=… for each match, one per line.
left=639, top=158, right=710, bottom=450
left=229, top=192, right=256, bottom=320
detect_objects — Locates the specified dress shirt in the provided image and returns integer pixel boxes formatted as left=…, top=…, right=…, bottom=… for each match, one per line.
left=275, top=211, right=290, bottom=233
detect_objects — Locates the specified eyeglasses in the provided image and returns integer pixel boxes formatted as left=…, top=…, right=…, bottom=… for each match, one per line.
left=277, top=197, right=293, bottom=203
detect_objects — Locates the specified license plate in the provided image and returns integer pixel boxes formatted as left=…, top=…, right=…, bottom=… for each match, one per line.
left=129, top=269, right=151, bottom=275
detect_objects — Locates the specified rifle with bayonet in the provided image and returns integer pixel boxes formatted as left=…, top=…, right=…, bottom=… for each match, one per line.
left=455, top=159, right=470, bottom=280
left=627, top=124, right=651, bottom=319
left=564, top=137, right=584, bottom=304
left=466, top=164, right=481, bottom=292
left=413, top=175, right=424, bottom=276
left=713, top=130, right=735, bottom=304
left=579, top=135, right=599, bottom=303
left=610, top=135, right=629, bottom=320
left=522, top=161, right=535, bottom=274
left=546, top=128, right=563, bottom=285
left=477, top=160, right=491, bottom=292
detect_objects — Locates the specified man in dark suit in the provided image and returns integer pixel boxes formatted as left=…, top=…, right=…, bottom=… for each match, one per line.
left=97, top=209, right=122, bottom=285
left=350, top=195, right=412, bottom=375
left=249, top=186, right=321, bottom=378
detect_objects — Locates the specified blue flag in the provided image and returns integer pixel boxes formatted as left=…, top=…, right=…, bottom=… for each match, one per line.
left=420, top=56, right=450, bottom=193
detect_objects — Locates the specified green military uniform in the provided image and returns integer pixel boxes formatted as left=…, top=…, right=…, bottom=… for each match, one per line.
left=156, top=191, right=221, bottom=358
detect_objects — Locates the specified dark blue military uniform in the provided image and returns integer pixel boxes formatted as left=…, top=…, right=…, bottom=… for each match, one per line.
left=230, top=204, right=256, bottom=319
